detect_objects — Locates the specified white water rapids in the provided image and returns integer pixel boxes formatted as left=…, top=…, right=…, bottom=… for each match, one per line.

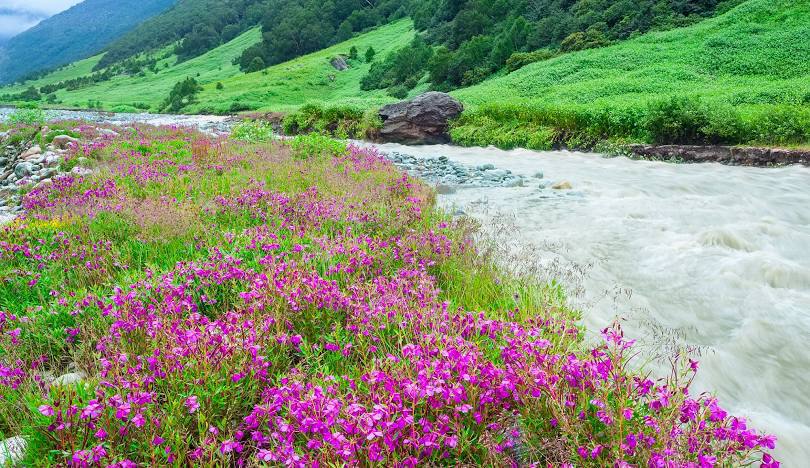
left=369, top=142, right=810, bottom=466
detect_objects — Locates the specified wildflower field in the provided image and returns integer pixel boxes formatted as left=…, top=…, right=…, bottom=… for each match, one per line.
left=0, top=125, right=777, bottom=466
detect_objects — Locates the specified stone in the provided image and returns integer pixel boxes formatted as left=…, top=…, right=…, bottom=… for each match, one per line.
left=50, top=371, right=87, bottom=388
left=13, top=162, right=34, bottom=179
left=19, top=145, right=41, bottom=159
left=51, top=135, right=79, bottom=150
left=378, top=92, right=464, bottom=144
left=533, top=171, right=544, bottom=179
left=0, top=436, right=26, bottom=466
left=44, top=153, right=61, bottom=167
left=551, top=180, right=573, bottom=190
left=330, top=56, right=349, bottom=71
left=480, top=163, right=495, bottom=171
left=97, top=128, right=119, bottom=138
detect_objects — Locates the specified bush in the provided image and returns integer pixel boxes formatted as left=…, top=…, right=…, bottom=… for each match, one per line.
left=364, top=46, right=376, bottom=63
left=231, top=120, right=275, bottom=142
left=506, top=49, right=555, bottom=73
left=8, top=104, right=45, bottom=126
left=162, top=77, right=203, bottom=112
left=282, top=104, right=380, bottom=139
left=645, top=97, right=711, bottom=144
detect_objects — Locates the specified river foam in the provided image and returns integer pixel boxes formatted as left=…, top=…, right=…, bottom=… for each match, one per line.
left=368, top=143, right=810, bottom=465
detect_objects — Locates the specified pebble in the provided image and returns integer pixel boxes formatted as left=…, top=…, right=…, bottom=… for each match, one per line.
left=551, top=180, right=573, bottom=190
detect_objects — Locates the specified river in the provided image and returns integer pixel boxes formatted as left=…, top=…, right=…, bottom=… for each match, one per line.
left=366, top=142, right=810, bottom=466
left=3, top=109, right=808, bottom=464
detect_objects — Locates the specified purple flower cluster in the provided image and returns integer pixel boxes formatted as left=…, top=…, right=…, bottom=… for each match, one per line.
left=0, top=127, right=777, bottom=466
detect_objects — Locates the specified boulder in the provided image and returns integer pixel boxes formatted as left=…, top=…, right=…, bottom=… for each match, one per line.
left=0, top=436, right=26, bottom=466
left=52, top=135, right=79, bottom=150
left=378, top=92, right=464, bottom=145
left=551, top=180, right=573, bottom=190
left=14, top=162, right=34, bottom=179
left=50, top=371, right=87, bottom=388
left=19, top=146, right=41, bottom=159
left=97, top=128, right=119, bottom=138
left=330, top=56, right=349, bottom=71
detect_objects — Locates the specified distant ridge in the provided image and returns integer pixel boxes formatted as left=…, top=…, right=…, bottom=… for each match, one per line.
left=0, top=0, right=176, bottom=84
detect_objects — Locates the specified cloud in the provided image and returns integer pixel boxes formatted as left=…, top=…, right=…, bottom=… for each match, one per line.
left=0, top=0, right=82, bottom=16
left=0, top=0, right=82, bottom=38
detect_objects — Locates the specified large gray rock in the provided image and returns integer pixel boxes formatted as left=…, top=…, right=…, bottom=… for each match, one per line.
left=14, top=162, right=34, bottom=179
left=378, top=92, right=464, bottom=145
left=0, top=436, right=26, bottom=466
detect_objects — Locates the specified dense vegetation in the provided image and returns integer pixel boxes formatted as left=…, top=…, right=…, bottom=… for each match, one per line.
left=96, top=0, right=267, bottom=69
left=237, top=0, right=407, bottom=72
left=0, top=121, right=777, bottom=465
left=0, top=0, right=175, bottom=84
left=360, top=0, right=744, bottom=95
left=451, top=0, right=810, bottom=148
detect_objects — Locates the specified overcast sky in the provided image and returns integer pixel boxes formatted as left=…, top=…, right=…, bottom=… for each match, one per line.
left=0, top=0, right=82, bottom=39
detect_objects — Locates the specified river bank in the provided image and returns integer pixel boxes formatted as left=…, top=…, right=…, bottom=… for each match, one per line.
left=362, top=141, right=810, bottom=465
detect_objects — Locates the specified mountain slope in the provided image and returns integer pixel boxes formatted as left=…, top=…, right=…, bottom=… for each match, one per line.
left=453, top=0, right=810, bottom=108
left=0, top=21, right=414, bottom=113
left=0, top=0, right=176, bottom=84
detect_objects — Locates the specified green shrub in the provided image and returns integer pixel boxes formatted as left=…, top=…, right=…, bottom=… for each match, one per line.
left=282, top=104, right=380, bottom=139
left=8, top=104, right=45, bottom=126
left=505, top=49, right=555, bottom=73
left=288, top=133, right=348, bottom=159
left=231, top=120, right=275, bottom=143
left=645, top=97, right=711, bottom=144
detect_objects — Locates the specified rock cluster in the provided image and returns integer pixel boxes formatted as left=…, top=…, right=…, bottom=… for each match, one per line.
left=384, top=151, right=527, bottom=188
left=378, top=92, right=464, bottom=145
left=0, top=132, right=92, bottom=222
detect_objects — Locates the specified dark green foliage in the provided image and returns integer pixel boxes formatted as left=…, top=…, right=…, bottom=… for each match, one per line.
left=506, top=49, right=556, bottom=73
left=365, top=46, right=377, bottom=62
left=360, top=36, right=433, bottom=93
left=216, top=82, right=225, bottom=90
left=360, top=0, right=735, bottom=91
left=162, top=77, right=203, bottom=112
left=247, top=57, right=266, bottom=73
left=98, top=0, right=266, bottom=69
left=238, top=0, right=405, bottom=72
left=0, top=0, right=174, bottom=84
left=349, top=46, right=359, bottom=60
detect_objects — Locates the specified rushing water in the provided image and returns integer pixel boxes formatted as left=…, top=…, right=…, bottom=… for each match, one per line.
left=3, top=108, right=808, bottom=463
left=368, top=142, right=810, bottom=465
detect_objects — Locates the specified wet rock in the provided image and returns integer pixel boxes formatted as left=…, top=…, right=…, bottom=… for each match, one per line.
left=51, top=135, right=79, bottom=150
left=0, top=436, right=26, bottom=466
left=479, top=163, right=495, bottom=171
left=14, top=162, right=34, bottom=178
left=551, top=180, right=572, bottom=190
left=533, top=171, right=544, bottom=179
left=378, top=92, right=464, bottom=144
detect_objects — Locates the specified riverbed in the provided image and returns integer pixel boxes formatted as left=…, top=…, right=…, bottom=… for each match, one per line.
left=3, top=109, right=808, bottom=463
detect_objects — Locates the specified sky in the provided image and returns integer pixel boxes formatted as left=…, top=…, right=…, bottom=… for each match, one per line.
left=0, top=0, right=82, bottom=40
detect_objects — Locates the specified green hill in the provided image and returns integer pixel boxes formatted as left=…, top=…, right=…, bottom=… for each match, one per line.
left=449, top=0, right=810, bottom=148
left=1, top=20, right=414, bottom=113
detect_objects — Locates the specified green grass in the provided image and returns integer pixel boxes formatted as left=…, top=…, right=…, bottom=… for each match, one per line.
left=190, top=20, right=415, bottom=113
left=453, top=0, right=810, bottom=109
left=0, top=21, right=414, bottom=114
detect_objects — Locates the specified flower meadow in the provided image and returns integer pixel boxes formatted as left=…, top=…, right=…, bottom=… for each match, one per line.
left=0, top=124, right=778, bottom=466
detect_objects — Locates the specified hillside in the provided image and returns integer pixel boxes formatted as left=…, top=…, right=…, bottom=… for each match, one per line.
left=1, top=21, right=414, bottom=113
left=0, top=0, right=176, bottom=84
left=453, top=0, right=810, bottom=108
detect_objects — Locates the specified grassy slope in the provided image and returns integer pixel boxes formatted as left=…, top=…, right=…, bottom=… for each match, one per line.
left=1, top=20, right=414, bottom=113
left=189, top=20, right=415, bottom=113
left=453, top=0, right=810, bottom=109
